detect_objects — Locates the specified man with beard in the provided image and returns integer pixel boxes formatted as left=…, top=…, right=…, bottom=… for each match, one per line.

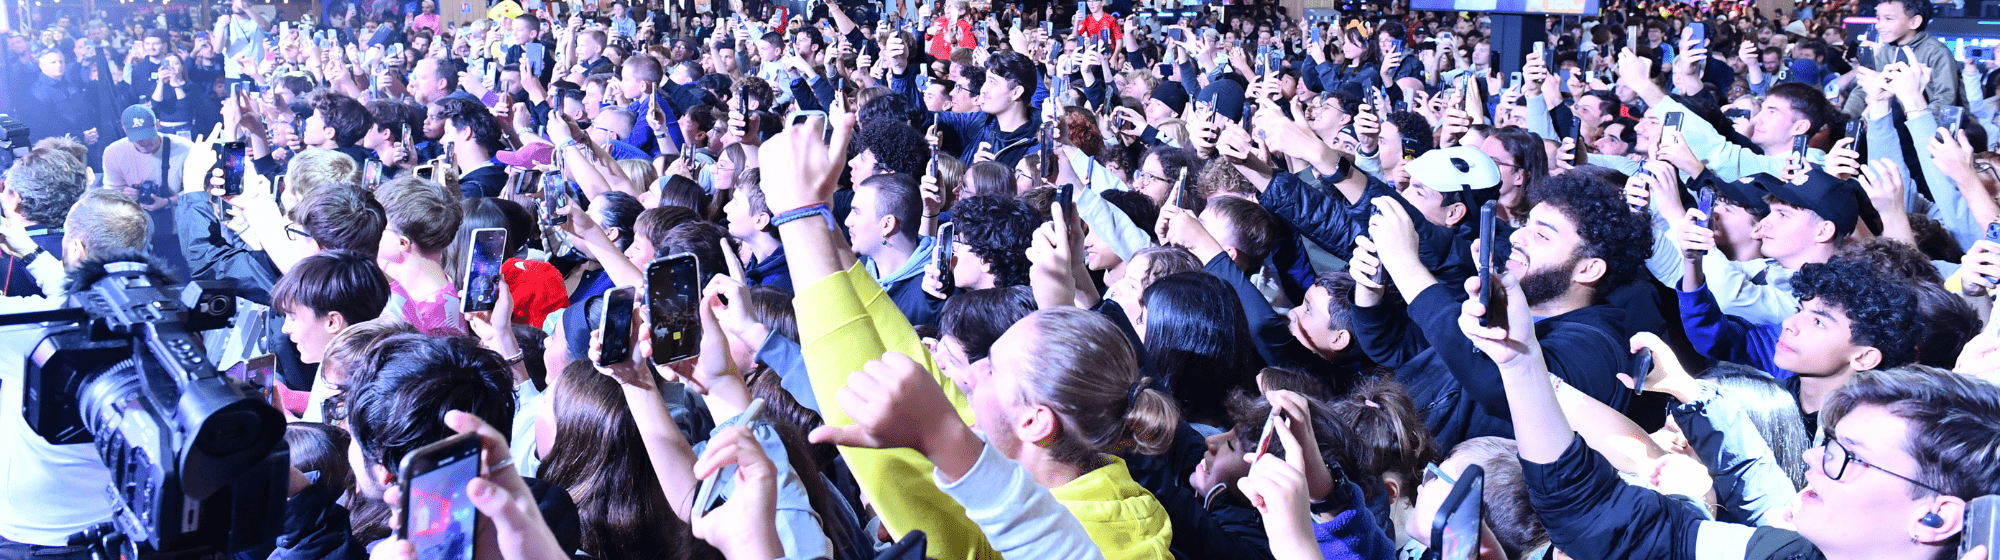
left=1349, top=171, right=1653, bottom=451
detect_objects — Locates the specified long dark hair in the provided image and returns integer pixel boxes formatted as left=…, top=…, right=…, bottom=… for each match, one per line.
left=1140, top=272, right=1262, bottom=426
left=537, top=362, right=692, bottom=560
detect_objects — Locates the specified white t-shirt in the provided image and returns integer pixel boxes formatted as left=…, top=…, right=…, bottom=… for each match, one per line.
left=0, top=255, right=116, bottom=546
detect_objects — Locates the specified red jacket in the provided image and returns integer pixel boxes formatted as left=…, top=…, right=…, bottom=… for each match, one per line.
left=926, top=17, right=976, bottom=60
left=1077, top=14, right=1120, bottom=45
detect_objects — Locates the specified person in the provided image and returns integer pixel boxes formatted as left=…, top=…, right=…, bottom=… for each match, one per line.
left=373, top=176, right=466, bottom=336
left=101, top=105, right=193, bottom=269
left=0, top=148, right=86, bottom=298
left=0, top=189, right=153, bottom=560
left=430, top=97, right=509, bottom=198
left=934, top=51, right=1041, bottom=168
left=274, top=250, right=392, bottom=422
left=1839, top=0, right=1963, bottom=115
left=846, top=173, right=938, bottom=326
left=1353, top=171, right=1651, bottom=450
left=23, top=50, right=97, bottom=147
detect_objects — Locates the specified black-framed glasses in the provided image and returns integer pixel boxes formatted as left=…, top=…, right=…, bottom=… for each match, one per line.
left=1821, top=436, right=1945, bottom=495
left=285, top=226, right=314, bottom=241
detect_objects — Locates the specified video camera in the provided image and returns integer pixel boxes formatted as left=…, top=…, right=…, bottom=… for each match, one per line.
left=14, top=257, right=287, bottom=560
left=0, top=114, right=28, bottom=172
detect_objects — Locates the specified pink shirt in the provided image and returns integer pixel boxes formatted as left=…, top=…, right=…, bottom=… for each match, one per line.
left=388, top=278, right=468, bottom=338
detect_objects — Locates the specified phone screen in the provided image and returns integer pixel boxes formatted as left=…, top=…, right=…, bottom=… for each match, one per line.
left=217, top=141, right=248, bottom=196
left=936, top=223, right=956, bottom=292
left=646, top=255, right=701, bottom=364
left=398, top=432, right=481, bottom=560
left=364, top=160, right=384, bottom=190
left=462, top=228, right=508, bottom=313
left=1431, top=464, right=1486, bottom=560
left=226, top=353, right=278, bottom=400
left=597, top=286, right=637, bottom=366
left=1791, top=134, right=1810, bottom=164
left=1695, top=188, right=1715, bottom=227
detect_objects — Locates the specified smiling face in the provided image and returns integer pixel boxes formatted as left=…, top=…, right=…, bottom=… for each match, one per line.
left=1505, top=202, right=1591, bottom=307
left=1873, top=1, right=1921, bottom=45
left=1191, top=428, right=1251, bottom=491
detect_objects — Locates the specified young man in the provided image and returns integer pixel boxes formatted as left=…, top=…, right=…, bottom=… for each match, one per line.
left=275, top=251, right=392, bottom=422
left=0, top=147, right=86, bottom=298
left=1353, top=171, right=1652, bottom=451
left=1676, top=170, right=1858, bottom=325
left=934, top=51, right=1041, bottom=168
left=302, top=90, right=379, bottom=167
left=722, top=170, right=792, bottom=292
left=845, top=173, right=939, bottom=327
left=1678, top=255, right=1918, bottom=434
left=430, top=97, right=509, bottom=198
left=1475, top=271, right=2000, bottom=560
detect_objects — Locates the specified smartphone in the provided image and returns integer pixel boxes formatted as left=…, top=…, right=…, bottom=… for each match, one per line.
left=363, top=159, right=384, bottom=190
left=1791, top=134, right=1810, bottom=166
left=1695, top=188, right=1715, bottom=228
left=460, top=228, right=507, bottom=313
left=1430, top=463, right=1485, bottom=560
left=1688, top=22, right=1708, bottom=51
left=1388, top=37, right=1403, bottom=54
left=1570, top=118, right=1587, bottom=166
left=396, top=431, right=481, bottom=560
left=1964, top=496, right=2000, bottom=559
left=645, top=253, right=702, bottom=365
left=692, top=398, right=766, bottom=514
left=1939, top=106, right=1965, bottom=138
left=1532, top=40, right=1545, bottom=60
left=935, top=222, right=956, bottom=293
left=215, top=141, right=248, bottom=196
left=1251, top=409, right=1287, bottom=462
left=1309, top=26, right=1321, bottom=44
left=1663, top=111, right=1684, bottom=132
left=1845, top=118, right=1866, bottom=144
left=226, top=353, right=278, bottom=400
left=1629, top=348, right=1655, bottom=395
left=596, top=286, right=637, bottom=367
left=1173, top=167, right=1192, bottom=210
left=787, top=110, right=826, bottom=128
left=1055, top=183, right=1076, bottom=224
left=1478, top=200, right=1507, bottom=329
left=1509, top=71, right=1524, bottom=90
left=1168, top=27, right=1184, bottom=42
left=1368, top=205, right=1388, bottom=285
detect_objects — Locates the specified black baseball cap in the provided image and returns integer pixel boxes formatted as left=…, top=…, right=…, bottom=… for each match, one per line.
left=1767, top=169, right=1864, bottom=238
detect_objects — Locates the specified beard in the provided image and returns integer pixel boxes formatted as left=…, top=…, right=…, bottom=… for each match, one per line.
left=1519, top=254, right=1581, bottom=308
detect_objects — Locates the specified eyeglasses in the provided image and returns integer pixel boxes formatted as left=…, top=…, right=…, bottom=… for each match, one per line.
left=285, top=225, right=314, bottom=241
left=1423, top=462, right=1456, bottom=486
left=1820, top=435, right=1945, bottom=495
left=1134, top=171, right=1169, bottom=184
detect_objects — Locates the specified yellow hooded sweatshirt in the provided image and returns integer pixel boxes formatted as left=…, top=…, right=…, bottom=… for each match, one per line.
left=1051, top=456, right=1175, bottom=560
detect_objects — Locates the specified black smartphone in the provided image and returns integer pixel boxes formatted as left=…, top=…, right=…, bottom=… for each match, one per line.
left=1844, top=118, right=1865, bottom=144
left=1791, top=134, right=1810, bottom=166
left=1569, top=118, right=1587, bottom=166
left=1168, top=27, right=1184, bottom=41
left=396, top=431, right=481, bottom=560
left=1663, top=111, right=1684, bottom=132
left=645, top=253, right=701, bottom=365
left=461, top=228, right=507, bottom=313
left=1055, top=183, right=1075, bottom=221
left=216, top=141, right=248, bottom=196
left=1695, top=188, right=1715, bottom=228
left=363, top=159, right=384, bottom=190
left=1429, top=463, right=1484, bottom=560
left=935, top=222, right=956, bottom=293
left=1629, top=348, right=1655, bottom=395
left=1965, top=496, right=2000, bottom=559
left=1478, top=200, right=1507, bottom=329
left=596, top=286, right=637, bottom=367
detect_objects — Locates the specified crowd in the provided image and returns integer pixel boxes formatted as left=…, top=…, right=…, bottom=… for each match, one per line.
left=3, top=0, right=2000, bottom=558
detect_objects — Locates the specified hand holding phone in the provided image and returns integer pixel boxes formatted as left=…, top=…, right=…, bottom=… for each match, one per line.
left=461, top=228, right=509, bottom=313
left=397, top=432, right=482, bottom=560
left=1430, top=464, right=1486, bottom=560
left=646, top=253, right=703, bottom=364
left=596, top=286, right=638, bottom=367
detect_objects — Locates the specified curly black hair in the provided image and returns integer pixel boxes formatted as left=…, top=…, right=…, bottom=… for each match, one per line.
left=950, top=195, right=1039, bottom=288
left=1791, top=257, right=1921, bottom=368
left=854, top=120, right=929, bottom=178
left=1525, top=169, right=1654, bottom=299
left=1384, top=110, right=1434, bottom=156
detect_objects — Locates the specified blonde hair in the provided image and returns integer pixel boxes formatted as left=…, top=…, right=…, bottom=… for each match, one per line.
left=1013, top=307, right=1180, bottom=464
